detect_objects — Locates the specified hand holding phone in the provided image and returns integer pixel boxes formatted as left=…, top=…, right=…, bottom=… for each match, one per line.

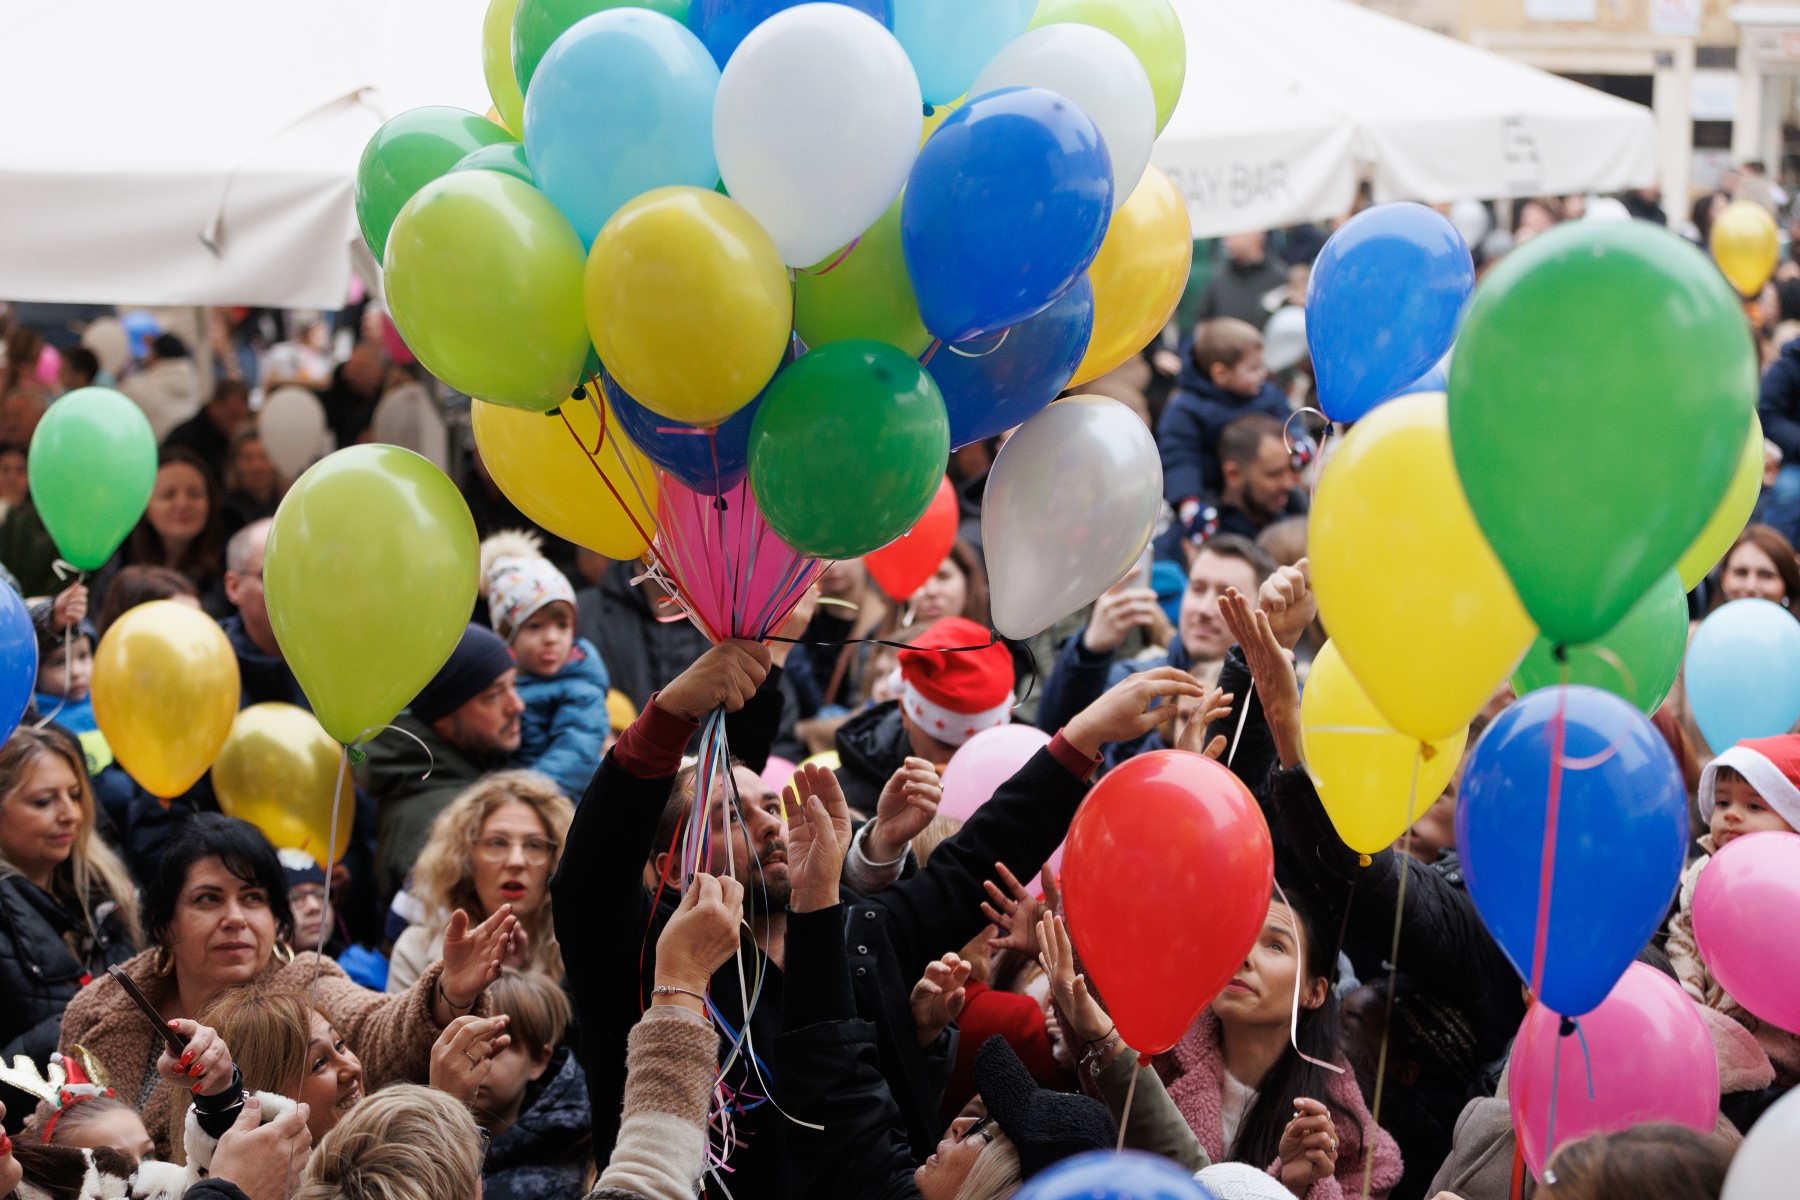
left=108, top=965, right=189, bottom=1055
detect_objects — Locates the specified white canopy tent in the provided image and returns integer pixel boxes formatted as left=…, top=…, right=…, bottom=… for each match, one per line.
left=1155, top=0, right=1662, bottom=237
left=0, top=0, right=489, bottom=308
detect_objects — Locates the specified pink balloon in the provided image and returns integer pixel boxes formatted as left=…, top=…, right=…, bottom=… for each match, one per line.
left=653, top=475, right=823, bottom=642
left=761, top=756, right=797, bottom=794
left=36, top=344, right=61, bottom=385
left=1509, top=963, right=1719, bottom=1180
left=1693, top=830, right=1800, bottom=1035
left=939, top=724, right=1052, bottom=821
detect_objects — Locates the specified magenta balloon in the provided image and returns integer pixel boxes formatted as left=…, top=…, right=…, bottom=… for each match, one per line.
left=1508, top=962, right=1719, bottom=1180
left=652, top=474, right=824, bottom=642
left=1693, top=830, right=1800, bottom=1036
left=939, top=724, right=1052, bottom=821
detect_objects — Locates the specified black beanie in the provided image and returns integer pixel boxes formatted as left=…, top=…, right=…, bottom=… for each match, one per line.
left=974, top=1035, right=1118, bottom=1180
left=408, top=624, right=515, bottom=725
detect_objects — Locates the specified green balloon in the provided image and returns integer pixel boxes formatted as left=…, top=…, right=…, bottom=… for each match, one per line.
left=265, top=446, right=478, bottom=746
left=355, top=106, right=514, bottom=264
left=448, top=141, right=536, bottom=186
left=748, top=340, right=950, bottom=559
left=794, top=194, right=931, bottom=357
left=1448, top=220, right=1755, bottom=646
left=27, top=387, right=156, bottom=571
left=1512, top=569, right=1688, bottom=714
left=512, top=0, right=690, bottom=100
left=384, top=171, right=589, bottom=413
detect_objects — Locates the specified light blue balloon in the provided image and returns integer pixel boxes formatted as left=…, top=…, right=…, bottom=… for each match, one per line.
left=892, top=0, right=1034, bottom=105
left=1685, top=598, right=1800, bottom=753
left=523, top=8, right=720, bottom=247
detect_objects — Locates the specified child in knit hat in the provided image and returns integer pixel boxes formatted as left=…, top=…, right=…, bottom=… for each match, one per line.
left=1665, top=734, right=1800, bottom=1083
left=480, top=532, right=611, bottom=799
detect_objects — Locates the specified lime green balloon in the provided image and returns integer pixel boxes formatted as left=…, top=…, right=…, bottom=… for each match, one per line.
left=512, top=0, right=691, bottom=99
left=748, top=340, right=950, bottom=559
left=384, top=170, right=588, bottom=413
left=1030, top=0, right=1185, bottom=132
left=448, top=141, right=536, bottom=185
left=1448, top=220, right=1755, bottom=647
left=265, top=446, right=478, bottom=746
left=483, top=0, right=526, bottom=134
left=1513, top=570, right=1687, bottom=714
left=794, top=194, right=931, bottom=357
left=355, top=106, right=514, bottom=263
left=27, top=387, right=156, bottom=571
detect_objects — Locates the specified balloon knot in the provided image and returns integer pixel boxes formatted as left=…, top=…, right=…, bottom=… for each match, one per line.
left=544, top=406, right=562, bottom=418
left=1551, top=644, right=1569, bottom=664
left=1357, top=853, right=1372, bottom=868
left=713, top=497, right=730, bottom=513
left=1420, top=742, right=1438, bottom=762
left=346, top=747, right=368, bottom=766
left=569, top=387, right=585, bottom=401
left=1558, top=1016, right=1577, bottom=1038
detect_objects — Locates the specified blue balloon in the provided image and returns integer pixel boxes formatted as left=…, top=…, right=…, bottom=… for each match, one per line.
left=1456, top=685, right=1688, bottom=1017
left=688, top=0, right=890, bottom=67
left=1685, top=598, right=1800, bottom=753
left=1014, top=1151, right=1216, bottom=1200
left=892, top=0, right=1034, bottom=105
left=1306, top=202, right=1472, bottom=422
left=604, top=372, right=762, bottom=495
left=935, top=274, right=1093, bottom=449
left=903, top=86, right=1112, bottom=343
left=523, top=9, right=719, bottom=247
left=0, top=585, right=36, bottom=745
left=1396, top=347, right=1452, bottom=398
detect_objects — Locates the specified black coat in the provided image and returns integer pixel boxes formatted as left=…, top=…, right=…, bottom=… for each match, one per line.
left=554, top=693, right=1088, bottom=1198
left=833, top=701, right=913, bottom=815
left=0, top=872, right=135, bottom=1132
left=574, top=562, right=711, bottom=713
left=481, top=1046, right=593, bottom=1200
left=1760, top=336, right=1800, bottom=460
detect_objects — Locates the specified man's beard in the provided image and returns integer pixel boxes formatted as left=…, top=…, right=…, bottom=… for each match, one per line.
left=737, top=843, right=792, bottom=913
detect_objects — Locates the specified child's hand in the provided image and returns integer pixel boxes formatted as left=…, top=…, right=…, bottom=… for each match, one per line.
left=51, top=582, right=87, bottom=631
left=157, top=1020, right=235, bottom=1097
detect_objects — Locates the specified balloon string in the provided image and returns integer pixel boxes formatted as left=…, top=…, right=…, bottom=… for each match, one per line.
left=794, top=235, right=861, bottom=277
left=33, top=568, right=85, bottom=732
left=1115, top=1062, right=1139, bottom=1152
left=1527, top=681, right=1570, bottom=999
left=1358, top=749, right=1419, bottom=1200
left=920, top=339, right=942, bottom=367
left=1272, top=875, right=1346, bottom=1078
left=294, top=742, right=347, bottom=1200
left=943, top=328, right=1012, bottom=359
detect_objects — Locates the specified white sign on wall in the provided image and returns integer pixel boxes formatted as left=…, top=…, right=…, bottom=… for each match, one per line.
left=1525, top=0, right=1597, bottom=21
left=1690, top=69, right=1739, bottom=121
left=1651, top=0, right=1702, bottom=36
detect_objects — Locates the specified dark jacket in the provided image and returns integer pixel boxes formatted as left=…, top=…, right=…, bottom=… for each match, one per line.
left=555, top=688, right=1091, bottom=1199
left=1759, top=336, right=1800, bottom=459
left=1157, top=366, right=1292, bottom=507
left=1195, top=255, right=1288, bottom=329
left=0, top=501, right=62, bottom=599
left=1036, top=635, right=1207, bottom=771
left=481, top=1046, right=594, bottom=1200
left=91, top=766, right=218, bottom=886
left=220, top=615, right=307, bottom=709
left=159, top=410, right=231, bottom=482
left=358, top=714, right=501, bottom=904
left=833, top=701, right=913, bottom=814
left=0, top=872, right=135, bottom=1132
left=574, top=561, right=711, bottom=713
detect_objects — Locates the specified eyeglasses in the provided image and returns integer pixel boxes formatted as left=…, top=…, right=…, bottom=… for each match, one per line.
left=473, top=836, right=558, bottom=866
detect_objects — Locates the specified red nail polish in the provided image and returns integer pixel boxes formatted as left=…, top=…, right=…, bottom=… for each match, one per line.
left=192, top=1082, right=202, bottom=1095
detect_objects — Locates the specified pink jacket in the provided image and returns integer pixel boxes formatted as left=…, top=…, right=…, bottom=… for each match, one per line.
left=1161, top=1010, right=1404, bottom=1200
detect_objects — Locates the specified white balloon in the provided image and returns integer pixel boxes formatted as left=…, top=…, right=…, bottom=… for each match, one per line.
left=1448, top=198, right=1491, bottom=248
left=714, top=4, right=922, bottom=267
left=970, top=23, right=1156, bottom=210
left=983, top=395, right=1163, bottom=640
left=258, top=385, right=329, bottom=479
left=1724, top=1086, right=1800, bottom=1200
left=1585, top=196, right=1633, bottom=221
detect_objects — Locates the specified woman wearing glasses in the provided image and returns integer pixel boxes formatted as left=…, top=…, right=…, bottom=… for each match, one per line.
left=389, top=773, right=575, bottom=993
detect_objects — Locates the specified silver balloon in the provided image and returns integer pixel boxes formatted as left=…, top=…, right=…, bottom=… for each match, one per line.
left=983, top=395, right=1163, bottom=640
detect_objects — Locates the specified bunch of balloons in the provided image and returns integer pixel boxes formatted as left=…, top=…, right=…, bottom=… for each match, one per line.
left=358, top=0, right=1193, bottom=641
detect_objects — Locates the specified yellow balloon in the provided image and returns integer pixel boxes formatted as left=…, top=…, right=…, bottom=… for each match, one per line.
left=921, top=96, right=963, bottom=147
left=472, top=390, right=657, bottom=560
left=1302, top=640, right=1467, bottom=855
left=585, top=186, right=792, bottom=426
left=1311, top=392, right=1535, bottom=742
left=91, top=601, right=240, bottom=799
left=1677, top=413, right=1765, bottom=588
left=1068, top=165, right=1192, bottom=388
left=213, top=703, right=353, bottom=864
left=482, top=0, right=525, bottom=137
left=1711, top=200, right=1780, bottom=297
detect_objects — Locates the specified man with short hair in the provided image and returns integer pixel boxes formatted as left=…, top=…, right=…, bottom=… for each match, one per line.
left=359, top=623, right=525, bottom=901
left=162, top=378, right=251, bottom=480
left=220, top=519, right=306, bottom=708
left=1204, top=412, right=1307, bottom=540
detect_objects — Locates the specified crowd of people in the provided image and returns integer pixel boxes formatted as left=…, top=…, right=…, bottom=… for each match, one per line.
left=0, top=174, right=1792, bottom=1200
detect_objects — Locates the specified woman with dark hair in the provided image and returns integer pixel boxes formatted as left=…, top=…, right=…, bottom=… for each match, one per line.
left=92, top=566, right=199, bottom=639
left=1711, top=524, right=1800, bottom=610
left=44, top=814, right=518, bottom=1158
left=94, top=449, right=230, bottom=618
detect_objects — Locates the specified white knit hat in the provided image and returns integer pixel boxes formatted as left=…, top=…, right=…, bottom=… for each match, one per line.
left=1196, top=1162, right=1295, bottom=1200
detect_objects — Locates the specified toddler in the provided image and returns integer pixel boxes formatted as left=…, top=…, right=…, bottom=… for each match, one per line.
left=30, top=584, right=96, bottom=735
left=1666, top=735, right=1800, bottom=1082
left=1156, top=317, right=1293, bottom=529
left=481, top=532, right=610, bottom=798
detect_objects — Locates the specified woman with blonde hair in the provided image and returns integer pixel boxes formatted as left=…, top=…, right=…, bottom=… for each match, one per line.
left=295, top=1083, right=486, bottom=1200
left=388, top=771, right=573, bottom=992
left=0, top=725, right=141, bottom=1108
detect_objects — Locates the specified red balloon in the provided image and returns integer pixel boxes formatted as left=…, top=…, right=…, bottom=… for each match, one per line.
left=864, top=476, right=957, bottom=601
left=1062, top=750, right=1274, bottom=1054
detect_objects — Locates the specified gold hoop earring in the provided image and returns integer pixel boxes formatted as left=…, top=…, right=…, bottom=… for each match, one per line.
left=152, top=946, right=174, bottom=978
left=273, top=941, right=295, bottom=965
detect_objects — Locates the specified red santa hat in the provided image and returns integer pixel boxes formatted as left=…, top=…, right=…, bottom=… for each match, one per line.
left=1698, top=734, right=1800, bottom=831
left=898, top=617, right=1014, bottom=748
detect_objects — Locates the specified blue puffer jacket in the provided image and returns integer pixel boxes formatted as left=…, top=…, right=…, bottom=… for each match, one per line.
left=1035, top=633, right=1196, bottom=770
left=481, top=1046, right=593, bottom=1200
left=515, top=637, right=611, bottom=799
left=1156, top=358, right=1291, bottom=506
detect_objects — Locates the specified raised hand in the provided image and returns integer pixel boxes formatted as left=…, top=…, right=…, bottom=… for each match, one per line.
left=867, top=757, right=942, bottom=863
left=436, top=904, right=519, bottom=1021
left=1218, top=587, right=1303, bottom=770
left=1174, top=685, right=1234, bottom=760
left=654, top=873, right=746, bottom=998
left=1278, top=1097, right=1339, bottom=1194
left=1081, top=585, right=1162, bottom=656
left=658, top=640, right=773, bottom=721
left=157, top=1019, right=235, bottom=1097
left=1063, top=666, right=1207, bottom=760
left=786, top=763, right=852, bottom=912
left=1258, top=559, right=1316, bottom=651
left=981, top=862, right=1045, bottom=957
left=1037, top=912, right=1114, bottom=1048
left=909, top=953, right=972, bottom=1047
left=428, top=1014, right=511, bottom=1104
